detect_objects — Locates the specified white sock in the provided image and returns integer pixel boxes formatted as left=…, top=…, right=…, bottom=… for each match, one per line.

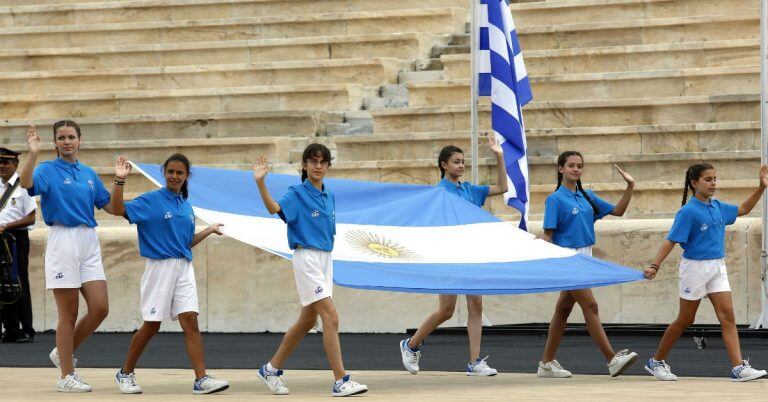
left=266, top=362, right=278, bottom=373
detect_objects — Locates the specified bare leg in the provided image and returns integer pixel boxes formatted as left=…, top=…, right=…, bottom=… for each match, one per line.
left=313, top=297, right=346, bottom=380
left=570, top=289, right=615, bottom=361
left=541, top=291, right=575, bottom=362
left=408, top=295, right=457, bottom=349
left=178, top=312, right=206, bottom=379
left=466, top=295, right=483, bottom=362
left=52, top=289, right=79, bottom=378
left=270, top=306, right=318, bottom=368
left=653, top=298, right=700, bottom=361
left=122, top=321, right=161, bottom=373
left=709, top=292, right=743, bottom=367
left=72, top=280, right=109, bottom=350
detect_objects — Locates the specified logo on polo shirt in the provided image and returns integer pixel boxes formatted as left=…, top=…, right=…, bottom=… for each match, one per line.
left=701, top=224, right=709, bottom=232
left=87, top=179, right=94, bottom=189
left=63, top=178, right=72, bottom=185
left=164, top=212, right=173, bottom=219
left=314, top=286, right=323, bottom=294
left=311, top=210, right=321, bottom=218
left=55, top=272, right=64, bottom=280
left=571, top=207, right=579, bottom=215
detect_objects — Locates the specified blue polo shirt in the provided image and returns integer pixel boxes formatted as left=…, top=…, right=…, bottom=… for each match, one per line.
left=436, top=178, right=489, bottom=208
left=124, top=188, right=195, bottom=260
left=543, top=185, right=615, bottom=248
left=277, top=180, right=335, bottom=252
left=667, top=197, right=738, bottom=260
left=28, top=158, right=110, bottom=227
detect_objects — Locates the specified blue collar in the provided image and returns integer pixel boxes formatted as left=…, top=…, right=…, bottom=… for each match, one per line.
left=556, top=185, right=582, bottom=198
left=689, top=196, right=712, bottom=208
left=52, top=157, right=81, bottom=171
left=161, top=186, right=184, bottom=201
left=302, top=179, right=326, bottom=196
left=439, top=178, right=464, bottom=188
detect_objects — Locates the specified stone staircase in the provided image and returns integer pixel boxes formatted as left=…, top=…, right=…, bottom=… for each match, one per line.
left=0, top=0, right=763, bottom=332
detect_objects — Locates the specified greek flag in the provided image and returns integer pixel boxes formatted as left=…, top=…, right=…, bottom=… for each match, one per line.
left=132, top=164, right=643, bottom=295
left=478, top=0, right=532, bottom=230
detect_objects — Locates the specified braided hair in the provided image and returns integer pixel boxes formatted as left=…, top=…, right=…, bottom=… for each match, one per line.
left=682, top=162, right=715, bottom=206
left=556, top=151, right=599, bottom=219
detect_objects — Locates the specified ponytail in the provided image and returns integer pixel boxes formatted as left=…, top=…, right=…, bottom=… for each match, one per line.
left=162, top=153, right=191, bottom=199
left=682, top=162, right=715, bottom=206
left=437, top=145, right=464, bottom=179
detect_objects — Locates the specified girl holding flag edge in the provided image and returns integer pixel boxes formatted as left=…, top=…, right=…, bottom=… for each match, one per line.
left=400, top=135, right=508, bottom=376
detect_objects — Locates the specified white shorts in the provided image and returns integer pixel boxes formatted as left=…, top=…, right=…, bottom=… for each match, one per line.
left=293, top=248, right=333, bottom=307
left=568, top=246, right=593, bottom=257
left=679, top=257, right=731, bottom=300
left=140, top=258, right=199, bottom=321
left=45, top=225, right=106, bottom=289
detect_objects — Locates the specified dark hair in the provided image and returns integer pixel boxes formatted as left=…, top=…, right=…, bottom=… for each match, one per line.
left=162, top=153, right=191, bottom=199
left=682, top=162, right=715, bottom=206
left=438, top=145, right=464, bottom=179
left=556, top=151, right=598, bottom=218
left=52, top=120, right=82, bottom=156
left=300, top=143, right=332, bottom=182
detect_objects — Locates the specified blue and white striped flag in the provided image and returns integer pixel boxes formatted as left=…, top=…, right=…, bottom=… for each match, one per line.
left=477, top=0, right=533, bottom=230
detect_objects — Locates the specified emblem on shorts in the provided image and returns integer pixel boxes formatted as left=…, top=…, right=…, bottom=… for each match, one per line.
left=55, top=272, right=64, bottom=280
left=10, top=199, right=15, bottom=206
left=571, top=207, right=579, bottom=215
left=87, top=179, right=94, bottom=189
left=314, top=286, right=323, bottom=295
left=311, top=210, right=320, bottom=218
left=345, top=229, right=421, bottom=261
left=683, top=287, right=691, bottom=295
left=701, top=224, right=708, bottom=231
left=150, top=307, right=157, bottom=315
left=164, top=212, right=173, bottom=219
left=63, top=178, right=72, bottom=185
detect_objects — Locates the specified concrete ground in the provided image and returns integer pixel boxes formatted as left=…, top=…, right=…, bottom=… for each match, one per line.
left=1, top=368, right=766, bottom=401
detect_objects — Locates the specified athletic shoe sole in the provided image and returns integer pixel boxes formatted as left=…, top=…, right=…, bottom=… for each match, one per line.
left=731, top=371, right=767, bottom=382
left=610, top=353, right=638, bottom=377
left=466, top=371, right=498, bottom=377
left=56, top=387, right=92, bottom=393
left=643, top=364, right=677, bottom=381
left=536, top=370, right=572, bottom=378
left=333, top=387, right=368, bottom=397
left=193, top=383, right=229, bottom=395
left=256, top=370, right=289, bottom=395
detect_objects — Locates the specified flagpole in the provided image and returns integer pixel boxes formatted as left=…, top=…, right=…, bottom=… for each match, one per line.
left=470, top=0, right=480, bottom=184
left=754, top=0, right=768, bottom=329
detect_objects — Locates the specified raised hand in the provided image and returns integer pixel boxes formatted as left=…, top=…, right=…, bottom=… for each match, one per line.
left=615, top=164, right=635, bottom=185
left=759, top=165, right=768, bottom=189
left=115, top=156, right=132, bottom=179
left=26, top=125, right=41, bottom=154
left=487, top=134, right=503, bottom=156
left=253, top=155, right=270, bottom=182
left=209, top=223, right=224, bottom=236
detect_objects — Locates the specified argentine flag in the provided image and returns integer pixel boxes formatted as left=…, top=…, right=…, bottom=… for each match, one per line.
left=133, top=164, right=643, bottom=295
left=478, top=0, right=532, bottom=230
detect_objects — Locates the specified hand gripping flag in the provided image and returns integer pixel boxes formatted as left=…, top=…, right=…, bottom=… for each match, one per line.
left=133, top=163, right=643, bottom=295
left=478, top=0, right=532, bottom=230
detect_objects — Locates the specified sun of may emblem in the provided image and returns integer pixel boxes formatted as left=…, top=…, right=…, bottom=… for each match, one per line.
left=345, top=229, right=421, bottom=260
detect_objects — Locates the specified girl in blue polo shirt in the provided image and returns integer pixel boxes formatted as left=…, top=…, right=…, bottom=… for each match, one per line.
left=252, top=143, right=367, bottom=397
left=644, top=163, right=768, bottom=382
left=20, top=121, right=120, bottom=392
left=108, top=153, right=229, bottom=395
left=537, top=151, right=638, bottom=379
left=400, top=137, right=508, bottom=377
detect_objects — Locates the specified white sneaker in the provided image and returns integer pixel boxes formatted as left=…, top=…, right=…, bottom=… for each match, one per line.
left=115, top=369, right=143, bottom=394
left=399, top=338, right=420, bottom=375
left=537, top=360, right=572, bottom=378
left=731, top=360, right=767, bottom=382
left=466, top=356, right=498, bottom=376
left=644, top=358, right=678, bottom=381
left=608, top=349, right=638, bottom=377
left=193, top=374, right=229, bottom=394
left=56, top=372, right=92, bottom=393
left=332, top=375, right=368, bottom=397
left=49, top=347, right=78, bottom=369
left=257, top=364, right=289, bottom=395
